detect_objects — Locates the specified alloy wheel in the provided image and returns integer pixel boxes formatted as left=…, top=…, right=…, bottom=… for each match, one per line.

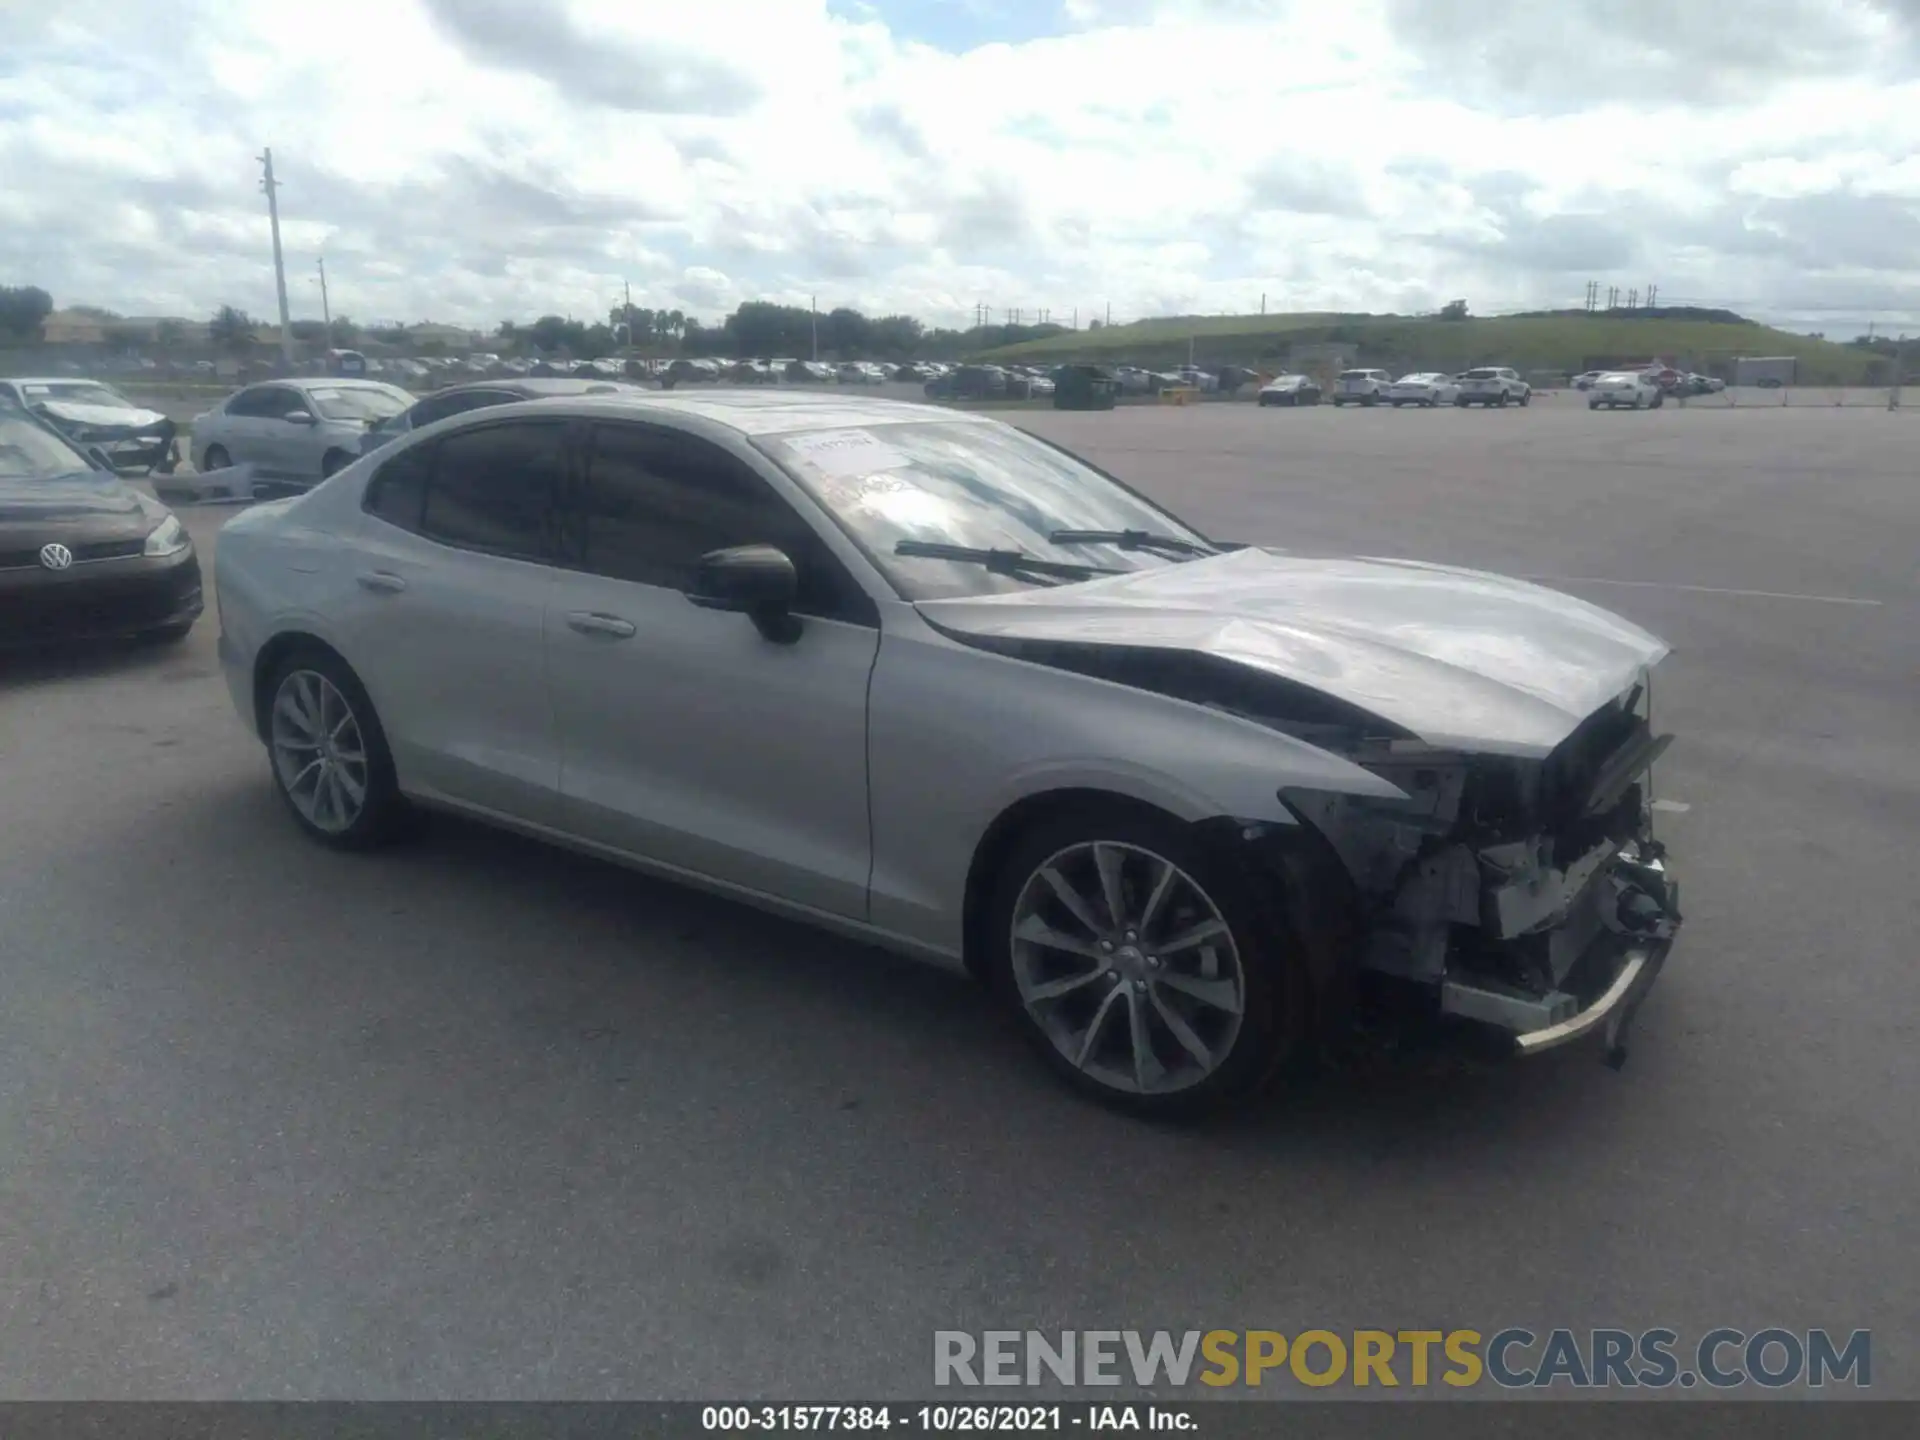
left=270, top=669, right=370, bottom=835
left=1009, top=841, right=1246, bottom=1095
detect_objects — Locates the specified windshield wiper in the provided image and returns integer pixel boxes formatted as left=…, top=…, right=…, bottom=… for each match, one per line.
left=894, top=539, right=1121, bottom=582
left=1046, top=527, right=1216, bottom=557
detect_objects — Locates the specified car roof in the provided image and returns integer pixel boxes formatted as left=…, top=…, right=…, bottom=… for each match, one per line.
left=2, top=376, right=115, bottom=387
left=456, top=389, right=993, bottom=438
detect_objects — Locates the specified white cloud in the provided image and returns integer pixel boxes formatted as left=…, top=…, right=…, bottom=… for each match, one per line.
left=1, top=0, right=1918, bottom=333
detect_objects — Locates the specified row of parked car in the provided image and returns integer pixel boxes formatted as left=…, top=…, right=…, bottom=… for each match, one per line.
left=1257, top=367, right=1536, bottom=408
left=1573, top=367, right=1726, bottom=398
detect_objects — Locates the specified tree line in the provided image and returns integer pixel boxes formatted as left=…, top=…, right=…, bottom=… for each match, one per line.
left=0, top=284, right=1070, bottom=361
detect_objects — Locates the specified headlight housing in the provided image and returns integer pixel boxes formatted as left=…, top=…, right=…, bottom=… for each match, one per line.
left=144, top=513, right=188, bottom=557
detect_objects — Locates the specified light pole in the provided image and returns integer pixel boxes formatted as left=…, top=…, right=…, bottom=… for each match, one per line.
left=317, top=256, right=331, bottom=336
left=259, top=147, right=294, bottom=367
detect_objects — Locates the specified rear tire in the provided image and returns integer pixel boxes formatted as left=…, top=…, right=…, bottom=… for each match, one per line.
left=262, top=647, right=411, bottom=851
left=321, top=449, right=352, bottom=478
left=984, top=807, right=1309, bottom=1118
left=202, top=444, right=231, bottom=471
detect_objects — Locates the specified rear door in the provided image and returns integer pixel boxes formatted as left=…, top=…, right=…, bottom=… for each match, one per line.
left=339, top=420, right=567, bottom=823
left=544, top=420, right=880, bottom=917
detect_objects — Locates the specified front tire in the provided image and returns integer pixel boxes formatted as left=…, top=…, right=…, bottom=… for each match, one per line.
left=202, top=444, right=231, bottom=471
left=321, top=448, right=353, bottom=478
left=1518, top=390, right=1531, bottom=407
left=985, top=808, right=1307, bottom=1117
left=263, top=648, right=409, bottom=850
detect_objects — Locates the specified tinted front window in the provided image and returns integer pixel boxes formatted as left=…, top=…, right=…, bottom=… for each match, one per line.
left=420, top=421, right=564, bottom=560
left=575, top=423, right=861, bottom=620
left=755, top=420, right=1203, bottom=601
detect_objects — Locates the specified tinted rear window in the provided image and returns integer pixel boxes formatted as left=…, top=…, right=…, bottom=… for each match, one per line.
left=420, top=421, right=566, bottom=560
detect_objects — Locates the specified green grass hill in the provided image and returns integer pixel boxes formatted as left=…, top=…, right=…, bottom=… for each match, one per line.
left=972, top=309, right=1887, bottom=383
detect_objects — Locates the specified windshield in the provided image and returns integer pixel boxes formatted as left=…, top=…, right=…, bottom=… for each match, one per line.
left=756, top=420, right=1207, bottom=600
left=19, top=380, right=131, bottom=407
left=307, top=385, right=410, bottom=422
left=0, top=412, right=93, bottom=480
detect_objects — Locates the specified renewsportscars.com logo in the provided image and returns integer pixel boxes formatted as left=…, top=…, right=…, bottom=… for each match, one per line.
left=934, top=1329, right=1872, bottom=1391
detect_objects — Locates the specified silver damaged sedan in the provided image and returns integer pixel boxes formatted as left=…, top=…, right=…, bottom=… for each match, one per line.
left=214, top=392, right=1683, bottom=1115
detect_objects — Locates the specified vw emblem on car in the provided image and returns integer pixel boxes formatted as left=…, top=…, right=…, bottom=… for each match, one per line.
left=38, top=542, right=74, bottom=570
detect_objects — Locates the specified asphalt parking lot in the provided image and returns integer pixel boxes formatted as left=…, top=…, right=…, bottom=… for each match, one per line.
left=3, top=399, right=1916, bottom=1400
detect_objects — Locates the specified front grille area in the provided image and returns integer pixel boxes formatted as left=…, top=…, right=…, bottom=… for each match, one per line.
left=0, top=536, right=147, bottom=570
left=0, top=562, right=201, bottom=644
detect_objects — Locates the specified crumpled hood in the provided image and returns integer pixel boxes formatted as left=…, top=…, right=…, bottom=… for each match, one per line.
left=916, top=548, right=1671, bottom=757
left=36, top=398, right=170, bottom=433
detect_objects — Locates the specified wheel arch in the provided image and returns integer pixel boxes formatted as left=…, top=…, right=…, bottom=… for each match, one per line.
left=958, top=786, right=1368, bottom=1044
left=251, top=630, right=356, bottom=741
left=959, top=788, right=1186, bottom=983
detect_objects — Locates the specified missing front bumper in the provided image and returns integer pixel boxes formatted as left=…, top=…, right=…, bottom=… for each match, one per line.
left=1442, top=846, right=1681, bottom=1066
left=1511, top=938, right=1670, bottom=1065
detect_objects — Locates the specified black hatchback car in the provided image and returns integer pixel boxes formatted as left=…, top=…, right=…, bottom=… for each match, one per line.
left=0, top=404, right=202, bottom=648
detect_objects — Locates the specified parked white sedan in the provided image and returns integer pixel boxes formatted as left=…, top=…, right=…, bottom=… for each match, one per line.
left=191, top=379, right=413, bottom=496
left=1588, top=372, right=1666, bottom=410
left=1387, top=373, right=1459, bottom=407
left=213, top=391, right=1684, bottom=1115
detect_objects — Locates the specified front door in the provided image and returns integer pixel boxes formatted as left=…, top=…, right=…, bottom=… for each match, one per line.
left=545, top=420, right=879, bottom=919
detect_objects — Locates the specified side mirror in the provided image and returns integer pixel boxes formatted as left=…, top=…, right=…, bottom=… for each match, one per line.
left=689, top=544, right=802, bottom=643
left=284, top=409, right=317, bottom=425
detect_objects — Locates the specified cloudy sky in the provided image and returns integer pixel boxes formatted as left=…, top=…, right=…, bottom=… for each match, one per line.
left=4, top=0, right=1919, bottom=335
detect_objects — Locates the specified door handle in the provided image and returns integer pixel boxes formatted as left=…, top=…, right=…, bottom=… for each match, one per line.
left=356, top=571, right=407, bottom=593
left=565, top=611, right=637, bottom=639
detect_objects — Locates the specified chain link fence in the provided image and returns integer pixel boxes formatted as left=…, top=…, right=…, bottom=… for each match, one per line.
left=1650, top=349, right=1911, bottom=409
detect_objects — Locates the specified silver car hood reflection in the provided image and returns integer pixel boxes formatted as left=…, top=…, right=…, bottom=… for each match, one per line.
left=916, top=547, right=1671, bottom=757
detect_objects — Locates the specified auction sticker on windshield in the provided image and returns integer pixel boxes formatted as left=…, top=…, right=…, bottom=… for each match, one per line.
left=784, top=428, right=909, bottom=478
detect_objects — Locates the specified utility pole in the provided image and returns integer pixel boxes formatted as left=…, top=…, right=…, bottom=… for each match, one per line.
left=624, top=279, right=634, bottom=350
left=317, top=255, right=331, bottom=336
left=1261, top=293, right=1266, bottom=315
left=259, top=147, right=294, bottom=368
left=1105, top=301, right=1111, bottom=326
left=811, top=296, right=818, bottom=361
